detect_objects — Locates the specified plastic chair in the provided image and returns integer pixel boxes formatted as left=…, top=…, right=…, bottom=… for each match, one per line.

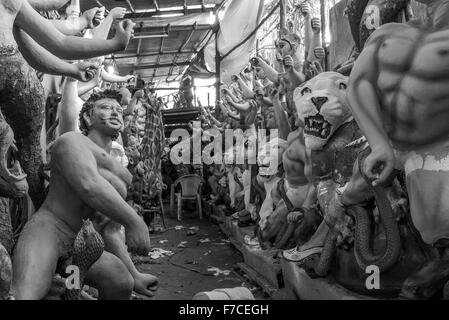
left=170, top=174, right=203, bottom=221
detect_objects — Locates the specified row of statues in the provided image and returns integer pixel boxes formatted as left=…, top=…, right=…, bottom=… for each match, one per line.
left=215, top=0, right=449, bottom=299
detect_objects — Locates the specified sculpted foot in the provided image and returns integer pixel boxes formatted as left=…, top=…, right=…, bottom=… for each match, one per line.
left=282, top=222, right=328, bottom=262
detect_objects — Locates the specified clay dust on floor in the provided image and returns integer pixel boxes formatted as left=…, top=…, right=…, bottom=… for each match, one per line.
left=132, top=205, right=257, bottom=300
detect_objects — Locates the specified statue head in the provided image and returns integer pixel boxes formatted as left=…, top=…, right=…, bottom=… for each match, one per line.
left=294, top=72, right=352, bottom=150
left=257, top=137, right=288, bottom=180
left=79, top=90, right=124, bottom=141
left=277, top=28, right=301, bottom=59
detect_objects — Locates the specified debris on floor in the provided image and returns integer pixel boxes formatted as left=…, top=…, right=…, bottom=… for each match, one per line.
left=148, top=248, right=174, bottom=259
left=207, top=267, right=232, bottom=276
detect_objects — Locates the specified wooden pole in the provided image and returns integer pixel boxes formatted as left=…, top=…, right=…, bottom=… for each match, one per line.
left=320, top=0, right=328, bottom=71
left=280, top=0, right=286, bottom=30
left=215, top=26, right=221, bottom=102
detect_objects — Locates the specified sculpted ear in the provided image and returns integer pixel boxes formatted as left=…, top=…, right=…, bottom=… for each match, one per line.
left=82, top=111, right=93, bottom=127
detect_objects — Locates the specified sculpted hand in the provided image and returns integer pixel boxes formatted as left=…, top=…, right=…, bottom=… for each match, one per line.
left=304, top=61, right=323, bottom=79
left=114, top=20, right=136, bottom=50
left=300, top=2, right=311, bottom=17
left=109, top=7, right=127, bottom=21
left=73, top=61, right=99, bottom=82
left=92, top=66, right=103, bottom=85
left=133, top=272, right=159, bottom=297
left=314, top=47, right=326, bottom=60
left=287, top=210, right=304, bottom=224
left=133, top=89, right=145, bottom=100
left=82, top=7, right=105, bottom=29
left=125, top=75, right=136, bottom=82
left=311, top=18, right=321, bottom=34
left=126, top=218, right=151, bottom=256
left=283, top=55, right=294, bottom=70
left=363, top=145, right=395, bottom=186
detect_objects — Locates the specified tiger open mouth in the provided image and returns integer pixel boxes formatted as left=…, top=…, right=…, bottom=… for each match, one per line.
left=304, top=114, right=332, bottom=139
left=259, top=165, right=274, bottom=177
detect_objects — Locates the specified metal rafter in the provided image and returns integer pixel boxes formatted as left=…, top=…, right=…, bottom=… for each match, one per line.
left=179, top=22, right=197, bottom=53
left=134, top=61, right=191, bottom=70
left=166, top=53, right=179, bottom=82
left=125, top=0, right=135, bottom=13
left=153, top=0, right=160, bottom=12
left=113, top=49, right=197, bottom=59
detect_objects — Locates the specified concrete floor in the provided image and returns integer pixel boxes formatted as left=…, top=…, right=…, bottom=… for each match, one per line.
left=132, top=205, right=264, bottom=300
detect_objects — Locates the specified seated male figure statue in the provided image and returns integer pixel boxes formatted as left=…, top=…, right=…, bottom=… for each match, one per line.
left=12, top=91, right=151, bottom=300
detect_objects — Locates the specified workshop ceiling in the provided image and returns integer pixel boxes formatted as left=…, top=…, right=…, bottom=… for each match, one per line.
left=82, top=0, right=227, bottom=85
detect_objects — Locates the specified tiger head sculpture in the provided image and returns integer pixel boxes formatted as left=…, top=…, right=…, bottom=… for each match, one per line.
left=293, top=72, right=353, bottom=151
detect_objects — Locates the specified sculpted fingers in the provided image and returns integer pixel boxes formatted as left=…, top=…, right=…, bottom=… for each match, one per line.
left=311, top=18, right=321, bottom=33
left=300, top=3, right=311, bottom=16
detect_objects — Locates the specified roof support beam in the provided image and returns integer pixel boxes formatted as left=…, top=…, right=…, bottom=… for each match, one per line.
left=166, top=53, right=179, bottom=82
left=153, top=0, right=160, bottom=12
left=134, top=61, right=191, bottom=70
left=179, top=22, right=197, bottom=53
left=125, top=5, right=217, bottom=21
left=125, top=0, right=135, bottom=13
left=113, top=49, right=197, bottom=59
left=135, top=24, right=212, bottom=35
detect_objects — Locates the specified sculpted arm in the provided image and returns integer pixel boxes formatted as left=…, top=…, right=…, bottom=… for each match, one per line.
left=27, top=0, right=70, bottom=11
left=307, top=18, right=324, bottom=64
left=13, top=26, right=77, bottom=77
left=15, top=1, right=132, bottom=60
left=222, top=101, right=240, bottom=120
left=124, top=91, right=144, bottom=116
left=52, top=135, right=142, bottom=228
left=301, top=3, right=313, bottom=60
left=59, top=79, right=83, bottom=134
left=101, top=70, right=135, bottom=83
left=13, top=26, right=96, bottom=81
left=256, top=59, right=280, bottom=83
left=272, top=95, right=290, bottom=140
left=90, top=7, right=127, bottom=40
left=236, top=76, right=256, bottom=99
left=77, top=76, right=100, bottom=96
left=347, top=38, right=394, bottom=184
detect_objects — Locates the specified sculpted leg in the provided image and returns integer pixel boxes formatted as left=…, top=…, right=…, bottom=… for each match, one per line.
left=101, top=221, right=158, bottom=297
left=85, top=251, right=134, bottom=300
left=11, top=216, right=60, bottom=300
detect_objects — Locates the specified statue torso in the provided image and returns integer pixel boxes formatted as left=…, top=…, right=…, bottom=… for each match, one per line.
left=374, top=24, right=449, bottom=148
left=90, top=142, right=132, bottom=199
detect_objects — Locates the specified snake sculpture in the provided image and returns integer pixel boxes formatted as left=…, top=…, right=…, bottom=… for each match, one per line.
left=61, top=219, right=104, bottom=300
left=313, top=159, right=402, bottom=277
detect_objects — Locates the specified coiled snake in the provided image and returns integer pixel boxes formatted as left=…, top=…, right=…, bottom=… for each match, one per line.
left=62, top=219, right=104, bottom=300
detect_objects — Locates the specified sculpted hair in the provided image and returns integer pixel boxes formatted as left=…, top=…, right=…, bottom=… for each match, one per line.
left=79, top=90, right=123, bottom=140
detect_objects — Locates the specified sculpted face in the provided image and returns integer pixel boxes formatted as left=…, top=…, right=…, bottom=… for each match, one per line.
left=277, top=39, right=294, bottom=58
left=257, top=137, right=288, bottom=179
left=264, top=107, right=276, bottom=129
left=255, top=66, right=267, bottom=80
left=294, top=72, right=352, bottom=150
left=86, top=98, right=124, bottom=136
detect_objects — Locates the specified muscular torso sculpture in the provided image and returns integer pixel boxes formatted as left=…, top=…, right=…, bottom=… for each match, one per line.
left=366, top=24, right=449, bottom=148
left=346, top=14, right=449, bottom=298
left=12, top=94, right=151, bottom=300
left=44, top=133, right=131, bottom=231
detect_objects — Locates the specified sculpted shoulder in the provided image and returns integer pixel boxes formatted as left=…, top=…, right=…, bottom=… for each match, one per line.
left=52, top=132, right=92, bottom=157
left=364, top=23, right=419, bottom=48
left=1, top=0, right=22, bottom=13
